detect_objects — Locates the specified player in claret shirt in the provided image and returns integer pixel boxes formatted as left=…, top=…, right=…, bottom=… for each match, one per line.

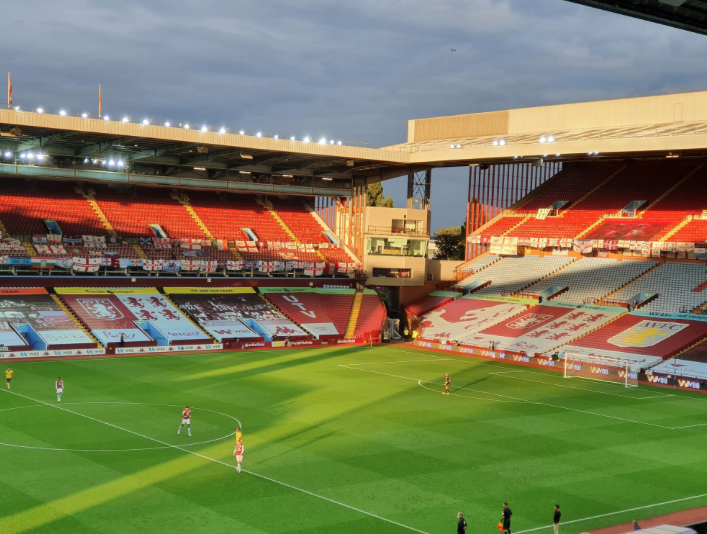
left=233, top=435, right=244, bottom=473
left=56, top=377, right=63, bottom=402
left=178, top=406, right=192, bottom=436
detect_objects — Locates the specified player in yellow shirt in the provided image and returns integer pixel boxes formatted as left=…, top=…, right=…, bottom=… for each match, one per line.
left=443, top=373, right=450, bottom=395
left=235, top=427, right=242, bottom=443
left=233, top=427, right=244, bottom=473
left=5, top=367, right=12, bottom=389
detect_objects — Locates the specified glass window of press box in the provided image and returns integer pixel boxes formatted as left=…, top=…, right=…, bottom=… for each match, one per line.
left=391, top=219, right=425, bottom=234
left=366, top=237, right=427, bottom=257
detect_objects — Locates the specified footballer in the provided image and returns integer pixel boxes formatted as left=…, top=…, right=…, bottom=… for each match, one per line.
left=233, top=428, right=244, bottom=473
left=178, top=406, right=192, bottom=436
left=5, top=367, right=12, bottom=389
left=444, top=373, right=451, bottom=395
left=56, top=377, right=63, bottom=401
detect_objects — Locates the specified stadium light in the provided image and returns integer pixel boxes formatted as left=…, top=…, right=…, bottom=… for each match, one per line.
left=274, top=134, right=278, bottom=139
left=117, top=159, right=125, bottom=167
left=219, top=127, right=226, bottom=134
left=184, top=124, right=190, bottom=129
left=513, top=156, right=519, bottom=159
left=322, top=177, right=333, bottom=181
left=290, top=136, right=296, bottom=141
left=492, top=140, right=498, bottom=146
left=101, top=159, right=107, bottom=165
left=13, top=106, right=20, bottom=111
left=281, top=174, right=293, bottom=178
left=108, top=159, right=116, bottom=166
left=83, top=157, right=89, bottom=163
left=543, top=154, right=548, bottom=157
left=239, top=170, right=251, bottom=174
left=193, top=167, right=206, bottom=171
left=539, top=136, right=547, bottom=143
left=59, top=110, right=66, bottom=116
left=3, top=151, right=10, bottom=158
left=330, top=140, right=334, bottom=144
left=27, top=151, right=35, bottom=160
left=451, top=144, right=456, bottom=149
left=337, top=140, right=342, bottom=145
left=239, top=130, right=245, bottom=135
left=303, top=136, right=310, bottom=143
left=240, top=153, right=253, bottom=160
left=547, top=135, right=555, bottom=143
left=556, top=153, right=561, bottom=157
left=456, top=144, right=462, bottom=149
left=201, top=125, right=208, bottom=132
left=319, top=138, right=326, bottom=145
left=19, top=153, right=25, bottom=159
left=143, top=119, right=150, bottom=126
left=81, top=112, right=88, bottom=118
left=103, top=115, right=110, bottom=121
left=499, top=139, right=506, bottom=146
left=122, top=116, right=129, bottom=123
left=256, top=132, right=262, bottom=137
left=36, top=107, right=44, bottom=114
left=164, top=121, right=171, bottom=127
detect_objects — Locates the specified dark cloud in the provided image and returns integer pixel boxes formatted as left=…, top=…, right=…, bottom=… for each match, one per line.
left=2, top=0, right=706, bottom=229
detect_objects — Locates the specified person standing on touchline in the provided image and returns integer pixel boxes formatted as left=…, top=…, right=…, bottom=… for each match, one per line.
left=553, top=505, right=561, bottom=534
left=457, top=512, right=467, bottom=533
left=502, top=502, right=512, bottom=534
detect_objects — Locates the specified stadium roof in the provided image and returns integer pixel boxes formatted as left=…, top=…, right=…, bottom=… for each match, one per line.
left=564, top=0, right=707, bottom=36
left=3, top=89, right=707, bottom=195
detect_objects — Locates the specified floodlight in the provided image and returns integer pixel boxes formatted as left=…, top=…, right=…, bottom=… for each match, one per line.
left=303, top=136, right=310, bottom=143
left=499, top=139, right=506, bottom=146
left=184, top=124, right=190, bottom=129
left=164, top=121, right=171, bottom=127
left=81, top=112, right=88, bottom=118
left=201, top=125, right=208, bottom=132
left=451, top=144, right=456, bottom=149
left=337, top=140, right=342, bottom=145
left=239, top=130, right=245, bottom=135
left=122, top=117, right=129, bottom=123
left=219, top=127, right=226, bottom=134
left=117, top=159, right=124, bottom=167
left=143, top=119, right=150, bottom=125
left=273, top=134, right=278, bottom=139
left=27, top=151, right=35, bottom=160
left=547, top=135, right=555, bottom=143
left=59, top=110, right=66, bottom=116
left=539, top=136, right=547, bottom=143
left=83, top=157, right=89, bottom=163
left=256, top=131, right=262, bottom=137
left=319, top=138, right=326, bottom=145
left=492, top=140, right=498, bottom=146
left=103, top=115, right=110, bottom=121
left=290, top=136, right=296, bottom=141
left=36, top=107, right=44, bottom=113
left=4, top=151, right=10, bottom=158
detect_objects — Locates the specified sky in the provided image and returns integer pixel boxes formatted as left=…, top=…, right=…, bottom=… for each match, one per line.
left=3, top=0, right=707, bottom=231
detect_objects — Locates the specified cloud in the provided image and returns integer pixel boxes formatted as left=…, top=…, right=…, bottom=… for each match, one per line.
left=2, top=0, right=707, bottom=228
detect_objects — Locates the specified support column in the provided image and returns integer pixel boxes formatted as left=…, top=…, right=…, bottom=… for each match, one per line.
left=406, top=169, right=431, bottom=210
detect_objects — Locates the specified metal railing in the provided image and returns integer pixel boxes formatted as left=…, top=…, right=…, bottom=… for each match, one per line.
left=366, top=225, right=428, bottom=236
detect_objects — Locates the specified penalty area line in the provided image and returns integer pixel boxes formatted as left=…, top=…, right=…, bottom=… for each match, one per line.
left=514, top=492, right=707, bottom=533
left=0, top=389, right=430, bottom=534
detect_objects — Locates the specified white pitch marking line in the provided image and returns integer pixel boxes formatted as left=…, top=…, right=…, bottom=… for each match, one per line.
left=417, top=381, right=521, bottom=403
left=340, top=364, right=674, bottom=429
left=0, top=401, right=239, bottom=452
left=344, top=358, right=454, bottom=366
left=514, top=491, right=707, bottom=533
left=0, top=389, right=430, bottom=534
left=489, top=372, right=668, bottom=400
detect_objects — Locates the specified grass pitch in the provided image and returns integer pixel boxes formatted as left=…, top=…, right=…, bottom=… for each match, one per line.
left=2, top=345, right=707, bottom=534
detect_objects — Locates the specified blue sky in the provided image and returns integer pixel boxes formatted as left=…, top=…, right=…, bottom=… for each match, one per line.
left=3, top=0, right=707, bottom=230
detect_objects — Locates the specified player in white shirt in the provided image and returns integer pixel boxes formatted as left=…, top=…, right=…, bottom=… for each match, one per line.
left=56, top=377, right=63, bottom=402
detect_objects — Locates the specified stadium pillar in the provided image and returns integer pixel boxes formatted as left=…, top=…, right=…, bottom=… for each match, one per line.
left=406, top=170, right=431, bottom=210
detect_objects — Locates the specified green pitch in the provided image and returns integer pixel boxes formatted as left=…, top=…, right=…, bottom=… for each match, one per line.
left=2, top=345, right=707, bottom=534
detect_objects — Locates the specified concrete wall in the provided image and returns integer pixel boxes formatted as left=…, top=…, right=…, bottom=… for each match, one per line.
left=427, top=259, right=463, bottom=282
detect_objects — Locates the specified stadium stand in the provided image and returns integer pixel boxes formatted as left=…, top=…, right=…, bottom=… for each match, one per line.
left=455, top=255, right=575, bottom=295
left=651, top=339, right=707, bottom=381
left=260, top=288, right=355, bottom=338
left=420, top=295, right=534, bottom=343
left=404, top=290, right=462, bottom=321
left=91, top=185, right=208, bottom=239
left=0, top=288, right=95, bottom=349
left=563, top=312, right=707, bottom=372
left=167, top=288, right=308, bottom=341
left=352, top=290, right=387, bottom=339
left=465, top=302, right=623, bottom=355
left=0, top=179, right=108, bottom=237
left=57, top=288, right=211, bottom=345
left=522, top=258, right=657, bottom=304
left=612, top=262, right=707, bottom=314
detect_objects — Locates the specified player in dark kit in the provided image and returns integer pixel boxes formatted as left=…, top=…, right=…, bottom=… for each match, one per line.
left=502, top=502, right=512, bottom=534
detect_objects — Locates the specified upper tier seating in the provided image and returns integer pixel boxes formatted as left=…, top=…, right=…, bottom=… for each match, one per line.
left=523, top=258, right=657, bottom=305
left=613, top=262, right=707, bottom=314
left=458, top=254, right=500, bottom=275
left=262, top=290, right=354, bottom=336
left=268, top=198, right=328, bottom=243
left=0, top=179, right=107, bottom=236
left=504, top=161, right=698, bottom=239
left=639, top=164, right=707, bottom=240
left=92, top=185, right=207, bottom=239
left=455, top=255, right=573, bottom=294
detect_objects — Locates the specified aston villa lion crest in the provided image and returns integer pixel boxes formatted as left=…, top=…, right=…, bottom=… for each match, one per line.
left=608, top=320, right=688, bottom=348
left=77, top=298, right=124, bottom=321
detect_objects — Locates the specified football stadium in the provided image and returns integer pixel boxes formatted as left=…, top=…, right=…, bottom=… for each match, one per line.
left=5, top=1, right=707, bottom=534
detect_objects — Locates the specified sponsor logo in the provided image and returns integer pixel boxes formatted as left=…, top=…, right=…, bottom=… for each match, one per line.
left=244, top=342, right=266, bottom=348
left=647, top=375, right=669, bottom=384
left=419, top=342, right=433, bottom=348
left=538, top=359, right=555, bottom=367
left=618, top=371, right=638, bottom=380
left=678, top=379, right=701, bottom=390
left=608, top=321, right=688, bottom=348
left=513, top=355, right=530, bottom=363
left=590, top=366, right=609, bottom=375
left=440, top=344, right=453, bottom=351
left=292, top=341, right=314, bottom=346
left=506, top=313, right=554, bottom=330
left=337, top=339, right=358, bottom=344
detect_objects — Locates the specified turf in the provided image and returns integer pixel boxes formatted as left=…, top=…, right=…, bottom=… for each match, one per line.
left=2, top=345, right=707, bottom=534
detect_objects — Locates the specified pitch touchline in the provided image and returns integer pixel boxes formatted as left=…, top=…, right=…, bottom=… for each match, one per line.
left=0, top=389, right=430, bottom=534
left=514, top=492, right=707, bottom=533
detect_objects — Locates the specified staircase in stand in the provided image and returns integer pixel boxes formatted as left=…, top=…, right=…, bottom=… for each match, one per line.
left=171, top=193, right=214, bottom=239
left=597, top=263, right=662, bottom=305
left=345, top=292, right=364, bottom=339
left=660, top=215, right=693, bottom=242
left=80, top=188, right=117, bottom=237
left=23, top=242, right=37, bottom=257
left=259, top=199, right=327, bottom=262
left=50, top=294, right=102, bottom=346
left=639, top=163, right=705, bottom=218
left=133, top=245, right=148, bottom=260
